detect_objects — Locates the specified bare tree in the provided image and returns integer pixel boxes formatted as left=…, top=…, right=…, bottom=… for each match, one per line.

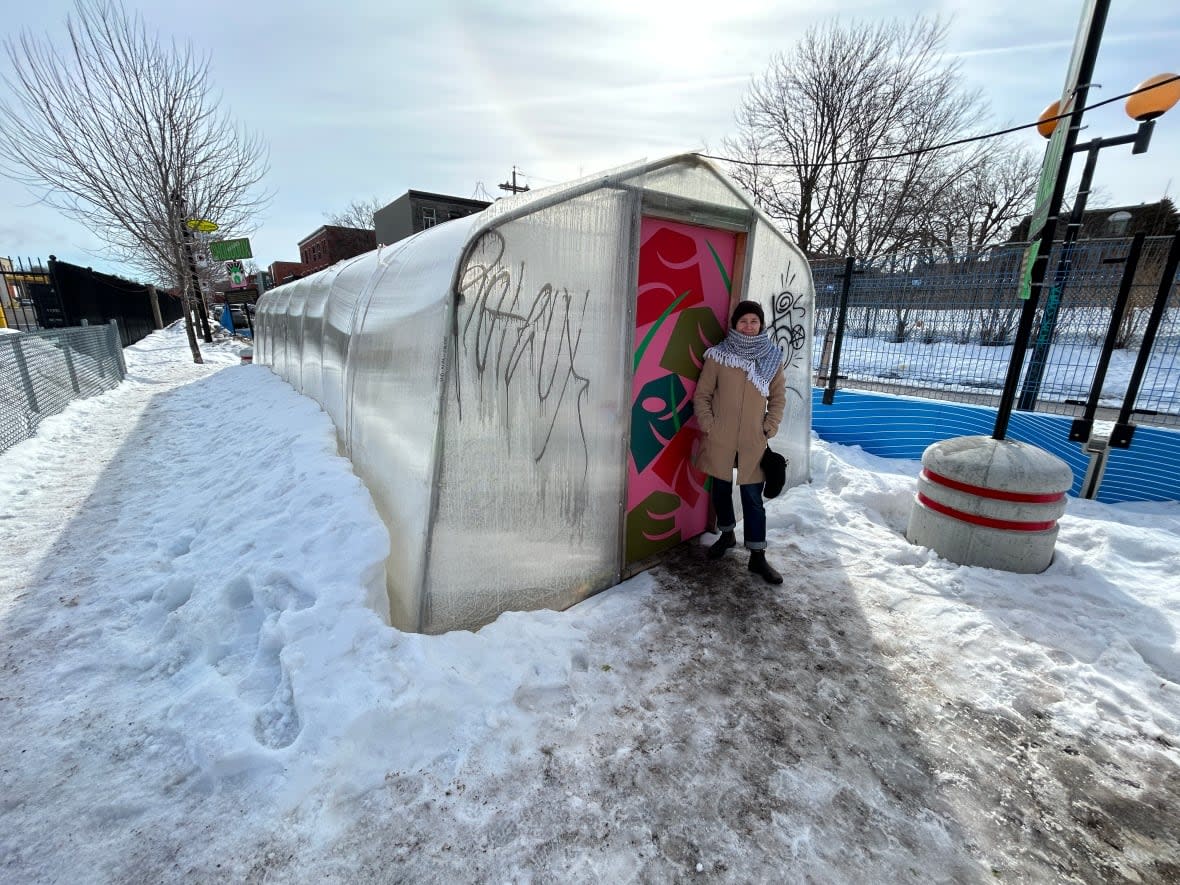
left=918, top=143, right=1039, bottom=261
left=325, top=197, right=385, bottom=230
left=724, top=17, right=1010, bottom=260
left=0, top=0, right=269, bottom=363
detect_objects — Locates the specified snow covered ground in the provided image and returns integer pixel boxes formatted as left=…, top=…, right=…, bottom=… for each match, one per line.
left=1, top=325, right=1178, bottom=883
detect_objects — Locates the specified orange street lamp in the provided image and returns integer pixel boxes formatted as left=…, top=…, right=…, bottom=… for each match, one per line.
left=1036, top=73, right=1178, bottom=148
left=1037, top=99, right=1065, bottom=139
left=1125, top=73, right=1180, bottom=121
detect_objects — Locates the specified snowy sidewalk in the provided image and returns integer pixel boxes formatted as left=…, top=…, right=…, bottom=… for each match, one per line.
left=2, top=326, right=1179, bottom=883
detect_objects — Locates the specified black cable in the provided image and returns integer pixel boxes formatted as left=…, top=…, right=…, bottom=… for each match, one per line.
left=696, top=74, right=1179, bottom=169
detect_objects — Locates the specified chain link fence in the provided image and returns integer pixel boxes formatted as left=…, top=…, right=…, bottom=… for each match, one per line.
left=812, top=236, right=1180, bottom=428
left=1, top=321, right=126, bottom=453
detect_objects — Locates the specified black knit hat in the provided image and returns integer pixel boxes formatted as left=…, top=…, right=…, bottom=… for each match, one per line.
left=730, top=300, right=765, bottom=331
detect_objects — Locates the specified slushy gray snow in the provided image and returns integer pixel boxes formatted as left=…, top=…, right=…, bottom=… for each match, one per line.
left=1, top=325, right=1178, bottom=883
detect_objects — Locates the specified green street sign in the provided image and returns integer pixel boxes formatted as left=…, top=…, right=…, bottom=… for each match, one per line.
left=1018, top=241, right=1040, bottom=302
left=209, top=238, right=253, bottom=261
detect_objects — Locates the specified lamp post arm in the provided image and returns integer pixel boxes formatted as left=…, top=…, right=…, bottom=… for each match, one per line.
left=1131, top=119, right=1155, bottom=154
left=1074, top=129, right=1142, bottom=154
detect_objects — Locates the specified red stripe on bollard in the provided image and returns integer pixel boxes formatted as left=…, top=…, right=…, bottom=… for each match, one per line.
left=922, top=469, right=1066, bottom=504
left=916, top=492, right=1058, bottom=533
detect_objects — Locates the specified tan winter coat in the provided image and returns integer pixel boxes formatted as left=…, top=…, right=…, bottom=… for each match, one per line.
left=692, top=359, right=786, bottom=484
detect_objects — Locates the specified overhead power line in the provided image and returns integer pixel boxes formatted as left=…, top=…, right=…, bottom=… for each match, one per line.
left=498, top=166, right=530, bottom=194
left=696, top=75, right=1180, bottom=170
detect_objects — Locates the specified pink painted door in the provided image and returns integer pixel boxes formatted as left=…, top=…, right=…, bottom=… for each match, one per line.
left=625, top=218, right=737, bottom=564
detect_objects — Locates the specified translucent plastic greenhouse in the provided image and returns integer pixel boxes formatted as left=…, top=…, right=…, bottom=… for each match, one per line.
left=256, top=154, right=814, bottom=633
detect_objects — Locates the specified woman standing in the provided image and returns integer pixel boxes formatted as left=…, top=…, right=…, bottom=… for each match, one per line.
left=692, top=300, right=786, bottom=584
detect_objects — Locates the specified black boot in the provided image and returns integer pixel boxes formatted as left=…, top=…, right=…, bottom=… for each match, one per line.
left=748, top=550, right=783, bottom=584
left=707, top=530, right=737, bottom=560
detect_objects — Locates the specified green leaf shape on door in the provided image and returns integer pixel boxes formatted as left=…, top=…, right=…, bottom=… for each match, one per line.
left=658, top=306, right=725, bottom=379
left=630, top=373, right=693, bottom=474
left=625, top=490, right=682, bottom=562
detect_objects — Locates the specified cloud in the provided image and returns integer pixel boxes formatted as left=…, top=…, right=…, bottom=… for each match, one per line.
left=403, top=74, right=752, bottom=117
left=948, top=29, right=1180, bottom=61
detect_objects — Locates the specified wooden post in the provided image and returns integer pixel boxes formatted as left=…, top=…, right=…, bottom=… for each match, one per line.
left=148, top=284, right=164, bottom=330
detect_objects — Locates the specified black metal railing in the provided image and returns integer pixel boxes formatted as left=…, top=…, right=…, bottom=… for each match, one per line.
left=0, top=256, right=51, bottom=331
left=811, top=236, right=1180, bottom=430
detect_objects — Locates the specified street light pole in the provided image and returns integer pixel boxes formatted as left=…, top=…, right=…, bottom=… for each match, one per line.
left=991, top=0, right=1110, bottom=441
left=1016, top=124, right=1153, bottom=410
left=992, top=71, right=1180, bottom=437
left=905, top=12, right=1179, bottom=572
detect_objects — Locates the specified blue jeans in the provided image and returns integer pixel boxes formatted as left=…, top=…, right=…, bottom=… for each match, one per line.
left=710, top=476, right=766, bottom=550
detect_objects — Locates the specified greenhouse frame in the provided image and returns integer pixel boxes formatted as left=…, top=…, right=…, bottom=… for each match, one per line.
left=256, top=154, right=815, bottom=633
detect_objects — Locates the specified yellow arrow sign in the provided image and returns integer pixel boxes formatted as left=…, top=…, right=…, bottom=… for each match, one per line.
left=186, top=218, right=219, bottom=233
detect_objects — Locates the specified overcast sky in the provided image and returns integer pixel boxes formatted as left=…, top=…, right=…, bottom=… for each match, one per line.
left=1, top=0, right=1177, bottom=281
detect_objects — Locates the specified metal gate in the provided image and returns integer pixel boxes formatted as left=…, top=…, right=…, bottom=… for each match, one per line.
left=0, top=256, right=54, bottom=331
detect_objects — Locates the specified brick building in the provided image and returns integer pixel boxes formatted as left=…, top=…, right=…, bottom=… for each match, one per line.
left=269, top=260, right=311, bottom=286
left=374, top=191, right=490, bottom=246
left=297, top=225, right=377, bottom=274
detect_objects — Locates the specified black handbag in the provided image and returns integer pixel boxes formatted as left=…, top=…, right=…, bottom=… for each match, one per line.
left=761, top=444, right=788, bottom=499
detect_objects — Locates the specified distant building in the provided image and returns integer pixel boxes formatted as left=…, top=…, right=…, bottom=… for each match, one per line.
left=374, top=191, right=490, bottom=246
left=1008, top=198, right=1179, bottom=243
left=297, top=225, right=377, bottom=274
left=269, top=260, right=311, bottom=286
left=211, top=270, right=272, bottom=304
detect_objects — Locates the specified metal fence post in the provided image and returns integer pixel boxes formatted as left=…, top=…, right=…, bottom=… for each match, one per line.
left=12, top=336, right=39, bottom=414
left=109, top=319, right=127, bottom=379
left=1069, top=233, right=1145, bottom=444
left=1079, top=432, right=1112, bottom=499
left=61, top=336, right=82, bottom=394
left=1110, top=230, right=1180, bottom=448
left=822, top=256, right=856, bottom=406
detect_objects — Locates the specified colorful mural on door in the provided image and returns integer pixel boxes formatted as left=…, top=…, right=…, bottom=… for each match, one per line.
left=625, top=218, right=737, bottom=564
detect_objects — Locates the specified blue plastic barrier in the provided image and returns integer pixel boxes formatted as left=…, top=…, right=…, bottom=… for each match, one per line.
left=810, top=387, right=1180, bottom=503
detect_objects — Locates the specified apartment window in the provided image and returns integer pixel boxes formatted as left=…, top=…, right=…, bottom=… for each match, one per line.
left=422, top=207, right=437, bottom=228
left=1107, top=211, right=1132, bottom=235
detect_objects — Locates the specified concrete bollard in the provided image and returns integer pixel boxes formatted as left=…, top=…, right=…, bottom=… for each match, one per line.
left=905, top=435, right=1073, bottom=573
left=240, top=347, right=253, bottom=365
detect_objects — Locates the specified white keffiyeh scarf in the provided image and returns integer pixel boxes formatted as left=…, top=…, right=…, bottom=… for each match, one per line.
left=703, top=330, right=784, bottom=396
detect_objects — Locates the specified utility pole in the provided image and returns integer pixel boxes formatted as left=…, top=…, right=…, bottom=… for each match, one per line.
left=170, top=190, right=213, bottom=344
left=498, top=166, right=530, bottom=195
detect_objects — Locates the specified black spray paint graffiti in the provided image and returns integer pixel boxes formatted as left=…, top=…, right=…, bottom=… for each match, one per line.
left=767, top=266, right=810, bottom=405
left=768, top=266, right=809, bottom=367
left=455, top=230, right=591, bottom=475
